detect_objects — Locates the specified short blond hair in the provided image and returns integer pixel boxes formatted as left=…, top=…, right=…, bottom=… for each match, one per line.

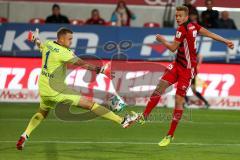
left=176, top=6, right=189, bottom=15
left=57, top=27, right=73, bottom=39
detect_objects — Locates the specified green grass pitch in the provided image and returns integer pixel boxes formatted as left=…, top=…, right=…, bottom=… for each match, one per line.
left=0, top=102, right=240, bottom=160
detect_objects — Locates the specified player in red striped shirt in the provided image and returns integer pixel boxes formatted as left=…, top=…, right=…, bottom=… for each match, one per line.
left=140, top=6, right=234, bottom=147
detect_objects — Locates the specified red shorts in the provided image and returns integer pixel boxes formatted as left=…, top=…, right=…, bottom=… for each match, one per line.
left=161, top=62, right=196, bottom=97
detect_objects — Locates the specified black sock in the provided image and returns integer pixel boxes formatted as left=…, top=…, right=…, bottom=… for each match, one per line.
left=185, top=96, right=189, bottom=104
left=195, top=92, right=209, bottom=105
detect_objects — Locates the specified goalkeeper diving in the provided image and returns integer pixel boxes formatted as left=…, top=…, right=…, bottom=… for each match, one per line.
left=16, top=27, right=139, bottom=150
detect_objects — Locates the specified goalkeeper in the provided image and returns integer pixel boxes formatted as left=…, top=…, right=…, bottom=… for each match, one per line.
left=16, top=27, right=139, bottom=150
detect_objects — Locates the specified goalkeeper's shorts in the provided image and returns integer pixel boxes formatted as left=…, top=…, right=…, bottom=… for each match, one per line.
left=40, top=89, right=81, bottom=111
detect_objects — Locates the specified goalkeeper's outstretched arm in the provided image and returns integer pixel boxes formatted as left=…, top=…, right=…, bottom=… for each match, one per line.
left=74, top=58, right=101, bottom=73
left=28, top=28, right=42, bottom=49
left=73, top=59, right=113, bottom=78
left=34, top=39, right=42, bottom=49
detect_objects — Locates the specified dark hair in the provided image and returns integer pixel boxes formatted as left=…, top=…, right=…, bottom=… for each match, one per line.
left=115, top=0, right=132, bottom=18
left=205, top=0, right=213, bottom=4
left=176, top=6, right=189, bottom=15
left=92, top=9, right=99, bottom=14
left=57, top=27, right=73, bottom=39
left=52, top=4, right=60, bottom=10
left=190, top=10, right=198, bottom=16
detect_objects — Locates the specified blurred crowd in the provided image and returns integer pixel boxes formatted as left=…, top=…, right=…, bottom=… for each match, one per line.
left=45, top=0, right=135, bottom=27
left=184, top=0, right=237, bottom=29
left=1, top=0, right=237, bottom=29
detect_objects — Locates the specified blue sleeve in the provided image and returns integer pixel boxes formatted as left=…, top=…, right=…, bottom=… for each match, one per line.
left=131, top=13, right=136, bottom=20
left=111, top=12, right=117, bottom=22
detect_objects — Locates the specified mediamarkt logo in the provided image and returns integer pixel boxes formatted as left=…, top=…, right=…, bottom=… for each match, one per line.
left=0, top=90, right=39, bottom=100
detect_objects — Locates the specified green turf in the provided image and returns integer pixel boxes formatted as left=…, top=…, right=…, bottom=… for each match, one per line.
left=1, top=103, right=240, bottom=160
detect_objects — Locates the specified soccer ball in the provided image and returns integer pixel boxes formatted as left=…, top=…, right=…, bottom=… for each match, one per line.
left=108, top=95, right=126, bottom=112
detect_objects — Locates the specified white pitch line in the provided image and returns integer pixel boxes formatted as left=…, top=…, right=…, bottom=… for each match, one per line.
left=0, top=118, right=240, bottom=125
left=1, top=140, right=240, bottom=146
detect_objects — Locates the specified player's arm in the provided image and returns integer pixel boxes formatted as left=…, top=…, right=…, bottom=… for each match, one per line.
left=74, top=58, right=100, bottom=73
left=63, top=50, right=113, bottom=78
left=198, top=54, right=203, bottom=65
left=73, top=58, right=114, bottom=78
left=156, top=34, right=180, bottom=52
left=199, top=27, right=234, bottom=49
left=28, top=28, right=43, bottom=49
left=34, top=39, right=42, bottom=49
left=196, top=54, right=203, bottom=70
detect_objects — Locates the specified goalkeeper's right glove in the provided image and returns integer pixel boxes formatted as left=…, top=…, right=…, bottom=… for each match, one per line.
left=28, top=28, right=40, bottom=43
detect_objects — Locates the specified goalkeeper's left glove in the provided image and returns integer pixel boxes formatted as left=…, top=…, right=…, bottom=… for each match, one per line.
left=28, top=28, right=40, bottom=43
left=97, top=62, right=114, bottom=79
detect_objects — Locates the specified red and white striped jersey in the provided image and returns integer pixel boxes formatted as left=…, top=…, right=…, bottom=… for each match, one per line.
left=174, top=21, right=202, bottom=69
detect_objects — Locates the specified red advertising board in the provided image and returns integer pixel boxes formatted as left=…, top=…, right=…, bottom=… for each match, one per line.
left=0, top=57, right=240, bottom=109
left=3, top=0, right=238, bottom=8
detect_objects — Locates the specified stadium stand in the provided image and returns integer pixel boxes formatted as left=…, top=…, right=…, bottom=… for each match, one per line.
left=70, top=19, right=85, bottom=25
left=105, top=21, right=117, bottom=26
left=29, top=18, right=45, bottom=24
left=143, top=22, right=160, bottom=28
left=0, top=17, right=8, bottom=23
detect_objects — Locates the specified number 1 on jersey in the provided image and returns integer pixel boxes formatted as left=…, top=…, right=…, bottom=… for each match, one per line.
left=43, top=51, right=50, bottom=69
